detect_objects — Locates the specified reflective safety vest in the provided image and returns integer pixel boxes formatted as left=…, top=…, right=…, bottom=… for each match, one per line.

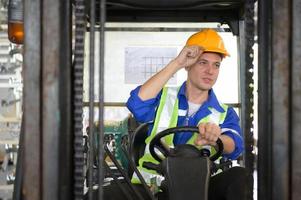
left=131, top=86, right=228, bottom=185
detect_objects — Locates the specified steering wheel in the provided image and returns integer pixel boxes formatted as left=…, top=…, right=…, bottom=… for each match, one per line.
left=149, top=126, right=223, bottom=162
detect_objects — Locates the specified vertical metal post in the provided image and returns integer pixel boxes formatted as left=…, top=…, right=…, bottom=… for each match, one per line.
left=42, top=0, right=73, bottom=198
left=291, top=0, right=301, bottom=199
left=23, top=0, right=42, bottom=199
left=257, top=0, right=273, bottom=199
left=271, top=0, right=290, bottom=199
left=243, top=1, right=255, bottom=199
left=258, top=0, right=291, bottom=199
left=238, top=20, right=246, bottom=165
left=23, top=0, right=73, bottom=199
left=98, top=0, right=106, bottom=199
left=88, top=0, right=96, bottom=198
left=42, top=0, right=59, bottom=198
left=58, top=0, right=73, bottom=199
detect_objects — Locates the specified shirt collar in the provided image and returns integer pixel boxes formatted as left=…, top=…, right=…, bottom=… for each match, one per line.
left=178, top=81, right=225, bottom=113
left=178, top=82, right=187, bottom=97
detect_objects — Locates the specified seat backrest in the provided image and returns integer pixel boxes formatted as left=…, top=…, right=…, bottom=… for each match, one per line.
left=129, top=123, right=149, bottom=166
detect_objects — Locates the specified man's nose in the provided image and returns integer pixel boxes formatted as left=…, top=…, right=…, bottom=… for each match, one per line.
left=205, top=64, right=214, bottom=74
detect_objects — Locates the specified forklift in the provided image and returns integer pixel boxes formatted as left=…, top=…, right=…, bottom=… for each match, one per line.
left=13, top=0, right=254, bottom=199
left=8, top=0, right=301, bottom=199
left=81, top=1, right=252, bottom=199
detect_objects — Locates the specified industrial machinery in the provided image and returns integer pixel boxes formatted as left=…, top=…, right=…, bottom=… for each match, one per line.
left=3, top=0, right=301, bottom=199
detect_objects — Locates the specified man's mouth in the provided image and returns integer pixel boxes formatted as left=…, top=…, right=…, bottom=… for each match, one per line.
left=202, top=78, right=212, bottom=84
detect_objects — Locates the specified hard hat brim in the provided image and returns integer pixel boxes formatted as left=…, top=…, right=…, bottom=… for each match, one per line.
left=203, top=47, right=230, bottom=57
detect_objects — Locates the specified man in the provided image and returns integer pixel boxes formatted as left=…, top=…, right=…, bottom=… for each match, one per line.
left=126, top=28, right=247, bottom=200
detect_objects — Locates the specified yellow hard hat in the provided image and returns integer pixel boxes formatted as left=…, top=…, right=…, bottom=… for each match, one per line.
left=186, top=28, right=230, bottom=57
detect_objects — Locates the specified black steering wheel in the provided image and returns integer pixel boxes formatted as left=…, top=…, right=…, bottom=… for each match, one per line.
left=149, top=126, right=223, bottom=162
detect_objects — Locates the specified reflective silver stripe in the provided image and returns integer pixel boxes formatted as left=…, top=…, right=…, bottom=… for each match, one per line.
left=144, top=143, right=150, bottom=153
left=132, top=170, right=164, bottom=185
left=144, top=87, right=178, bottom=154
left=208, top=108, right=222, bottom=124
left=157, top=87, right=177, bottom=146
left=157, top=87, right=178, bottom=133
left=221, top=128, right=242, bottom=139
left=136, top=87, right=178, bottom=184
left=144, top=144, right=165, bottom=157
left=178, top=109, right=187, bottom=116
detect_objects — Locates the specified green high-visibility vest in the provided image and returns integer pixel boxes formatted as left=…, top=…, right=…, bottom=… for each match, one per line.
left=132, top=86, right=228, bottom=185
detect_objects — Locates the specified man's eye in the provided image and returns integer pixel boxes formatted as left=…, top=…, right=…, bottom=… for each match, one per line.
left=215, top=63, right=221, bottom=68
left=199, top=61, right=207, bottom=65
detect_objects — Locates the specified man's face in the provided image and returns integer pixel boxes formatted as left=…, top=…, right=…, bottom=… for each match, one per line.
left=186, top=52, right=222, bottom=91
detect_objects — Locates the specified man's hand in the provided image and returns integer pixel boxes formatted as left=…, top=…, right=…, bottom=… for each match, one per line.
left=138, top=45, right=203, bottom=101
left=194, top=122, right=222, bottom=146
left=174, top=45, right=204, bottom=70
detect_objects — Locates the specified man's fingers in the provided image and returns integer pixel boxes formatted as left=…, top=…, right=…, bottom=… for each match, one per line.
left=187, top=48, right=197, bottom=58
left=198, top=123, right=206, bottom=136
left=194, top=138, right=207, bottom=146
left=208, top=134, right=217, bottom=142
left=204, top=123, right=213, bottom=135
left=187, top=45, right=203, bottom=58
left=207, top=123, right=221, bottom=135
left=199, top=123, right=221, bottom=142
left=196, top=122, right=222, bottom=147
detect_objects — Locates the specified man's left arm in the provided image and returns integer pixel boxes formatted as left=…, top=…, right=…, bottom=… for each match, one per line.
left=219, top=107, right=244, bottom=160
left=195, top=107, right=243, bottom=160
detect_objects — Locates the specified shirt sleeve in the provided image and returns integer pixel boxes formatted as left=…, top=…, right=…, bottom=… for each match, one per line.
left=126, top=86, right=162, bottom=123
left=220, top=107, right=244, bottom=160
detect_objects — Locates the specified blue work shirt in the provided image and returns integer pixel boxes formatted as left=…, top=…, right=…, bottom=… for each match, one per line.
left=126, top=82, right=244, bottom=160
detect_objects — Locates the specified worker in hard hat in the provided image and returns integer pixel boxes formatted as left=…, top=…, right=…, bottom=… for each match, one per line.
left=125, top=28, right=248, bottom=200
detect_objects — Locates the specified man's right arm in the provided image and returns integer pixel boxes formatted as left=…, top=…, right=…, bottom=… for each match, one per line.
left=138, top=60, right=182, bottom=101
left=127, top=46, right=204, bottom=122
left=126, top=86, right=161, bottom=123
left=138, top=46, right=204, bottom=101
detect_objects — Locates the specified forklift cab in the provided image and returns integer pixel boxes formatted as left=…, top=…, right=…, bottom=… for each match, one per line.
left=11, top=0, right=301, bottom=198
left=85, top=0, right=254, bottom=199
left=99, top=0, right=245, bottom=35
left=12, top=0, right=258, bottom=199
